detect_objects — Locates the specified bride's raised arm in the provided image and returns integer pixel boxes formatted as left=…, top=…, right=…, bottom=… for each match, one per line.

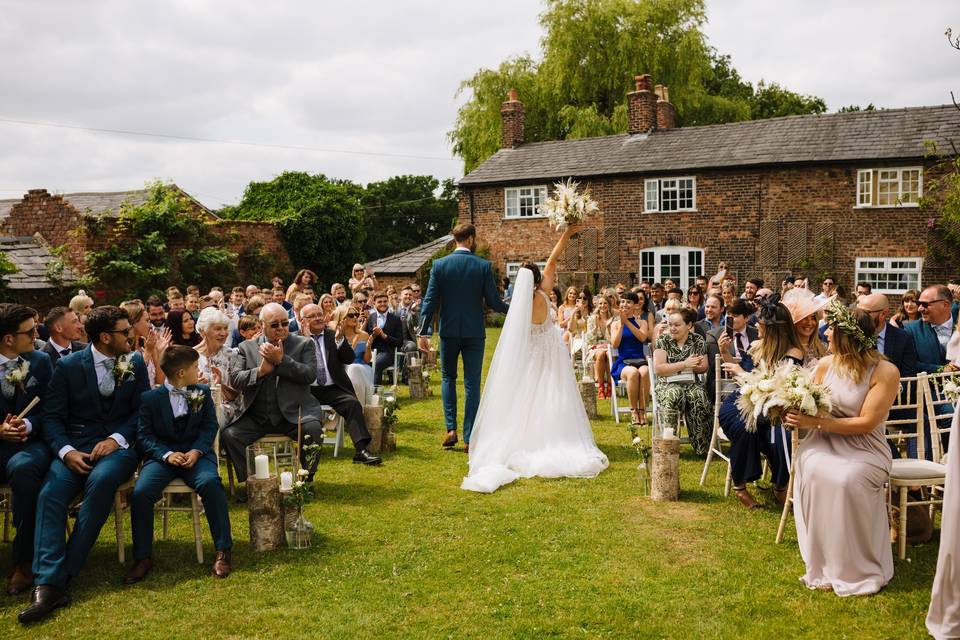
left=541, top=225, right=579, bottom=292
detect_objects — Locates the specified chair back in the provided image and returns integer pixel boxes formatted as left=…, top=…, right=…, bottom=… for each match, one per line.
left=921, top=371, right=957, bottom=462
left=713, top=354, right=737, bottom=417
left=884, top=374, right=925, bottom=459
left=647, top=355, right=660, bottom=426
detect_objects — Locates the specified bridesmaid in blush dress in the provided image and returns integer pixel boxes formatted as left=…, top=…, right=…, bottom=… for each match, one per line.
left=783, top=304, right=900, bottom=596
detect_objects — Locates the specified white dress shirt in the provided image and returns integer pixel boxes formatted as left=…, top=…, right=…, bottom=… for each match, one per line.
left=311, top=334, right=334, bottom=388
left=935, top=318, right=955, bottom=349
left=48, top=337, right=73, bottom=357
left=57, top=347, right=130, bottom=461
left=0, top=353, right=32, bottom=434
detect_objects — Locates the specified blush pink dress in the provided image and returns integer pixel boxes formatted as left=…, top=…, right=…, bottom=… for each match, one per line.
left=927, top=411, right=960, bottom=638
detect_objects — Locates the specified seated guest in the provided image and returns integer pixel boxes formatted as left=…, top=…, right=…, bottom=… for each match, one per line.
left=782, top=288, right=829, bottom=367
left=585, top=294, right=615, bottom=398
left=236, top=314, right=260, bottom=342
left=226, top=287, right=246, bottom=316
left=285, top=268, right=318, bottom=303
left=42, top=307, right=86, bottom=363
left=890, top=289, right=921, bottom=328
left=167, top=293, right=186, bottom=313
left=184, top=293, right=201, bottom=319
left=271, top=287, right=292, bottom=313
left=327, top=305, right=372, bottom=401
left=289, top=293, right=315, bottom=335
left=386, top=286, right=400, bottom=314
left=145, top=296, right=167, bottom=329
left=705, top=299, right=757, bottom=398
left=396, top=286, right=420, bottom=354
left=229, top=297, right=265, bottom=348
left=783, top=303, right=899, bottom=596
left=720, top=281, right=737, bottom=311
left=410, top=282, right=423, bottom=309
left=317, top=294, right=339, bottom=328
left=906, top=285, right=955, bottom=373
left=564, top=289, right=592, bottom=350
left=695, top=294, right=724, bottom=337
left=244, top=284, right=260, bottom=300
left=21, top=307, right=148, bottom=623
left=557, top=286, right=579, bottom=332
left=742, top=278, right=763, bottom=302
left=222, top=303, right=326, bottom=481
left=365, top=292, right=403, bottom=385
left=166, top=309, right=201, bottom=348
left=331, top=282, right=348, bottom=306
left=349, top=265, right=377, bottom=295
left=121, top=299, right=171, bottom=387
left=687, top=286, right=705, bottom=319
left=718, top=300, right=802, bottom=509
left=655, top=297, right=682, bottom=327
left=0, top=304, right=53, bottom=595
left=195, top=308, right=240, bottom=426
left=69, top=291, right=94, bottom=342
left=653, top=307, right=710, bottom=456
left=124, top=346, right=232, bottom=584
left=611, top=292, right=653, bottom=426
left=303, top=305, right=380, bottom=465
left=858, top=294, right=917, bottom=378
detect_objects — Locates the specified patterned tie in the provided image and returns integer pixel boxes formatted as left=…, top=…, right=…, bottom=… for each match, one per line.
left=1, top=360, right=18, bottom=400
left=169, top=387, right=190, bottom=418
left=313, top=336, right=328, bottom=386
left=99, top=358, right=116, bottom=397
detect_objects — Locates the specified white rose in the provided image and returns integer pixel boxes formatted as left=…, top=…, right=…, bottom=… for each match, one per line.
left=632, top=436, right=642, bottom=445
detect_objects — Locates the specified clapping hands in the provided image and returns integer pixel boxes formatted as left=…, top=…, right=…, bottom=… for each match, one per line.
left=0, top=414, right=27, bottom=443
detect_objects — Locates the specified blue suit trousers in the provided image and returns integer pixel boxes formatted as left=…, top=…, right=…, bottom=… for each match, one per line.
left=0, top=440, right=51, bottom=565
left=439, top=336, right=485, bottom=443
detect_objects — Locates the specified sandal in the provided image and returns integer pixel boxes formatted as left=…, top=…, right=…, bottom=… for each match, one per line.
left=733, top=486, right=762, bottom=510
left=630, top=409, right=642, bottom=425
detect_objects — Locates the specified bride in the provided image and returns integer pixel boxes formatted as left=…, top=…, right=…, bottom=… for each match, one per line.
left=461, top=225, right=609, bottom=493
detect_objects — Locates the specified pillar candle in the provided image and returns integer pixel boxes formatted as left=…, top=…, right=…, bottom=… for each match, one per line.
left=279, top=471, right=293, bottom=491
left=254, top=454, right=270, bottom=479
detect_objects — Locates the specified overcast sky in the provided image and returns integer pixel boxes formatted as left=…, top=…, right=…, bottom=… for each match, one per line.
left=0, top=0, right=956, bottom=209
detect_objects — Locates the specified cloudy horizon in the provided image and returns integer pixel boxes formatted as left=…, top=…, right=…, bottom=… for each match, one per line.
left=0, top=0, right=956, bottom=209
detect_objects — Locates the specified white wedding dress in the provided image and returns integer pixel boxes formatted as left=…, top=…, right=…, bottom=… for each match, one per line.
left=461, top=268, right=609, bottom=493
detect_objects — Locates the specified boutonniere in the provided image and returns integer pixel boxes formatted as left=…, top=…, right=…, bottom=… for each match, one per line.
left=186, top=389, right=206, bottom=413
left=5, top=360, right=30, bottom=393
left=113, top=355, right=134, bottom=384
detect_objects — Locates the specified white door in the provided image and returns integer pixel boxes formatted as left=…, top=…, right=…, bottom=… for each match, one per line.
left=639, top=247, right=704, bottom=289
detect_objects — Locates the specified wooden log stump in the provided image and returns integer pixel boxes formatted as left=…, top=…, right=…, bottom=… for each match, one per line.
left=364, top=404, right=384, bottom=454
left=383, top=430, right=397, bottom=453
left=579, top=378, right=598, bottom=419
left=651, top=436, right=680, bottom=501
left=408, top=364, right=429, bottom=399
left=421, top=349, right=437, bottom=368
left=247, top=476, right=283, bottom=551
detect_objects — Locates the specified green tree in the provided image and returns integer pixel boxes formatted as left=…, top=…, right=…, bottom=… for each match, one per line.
left=0, top=252, right=17, bottom=297
left=449, top=0, right=827, bottom=172
left=360, top=175, right=458, bottom=261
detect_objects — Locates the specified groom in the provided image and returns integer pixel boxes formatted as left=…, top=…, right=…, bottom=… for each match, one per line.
left=418, top=224, right=508, bottom=453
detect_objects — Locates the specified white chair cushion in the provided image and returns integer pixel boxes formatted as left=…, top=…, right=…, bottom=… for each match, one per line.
left=890, top=458, right=946, bottom=481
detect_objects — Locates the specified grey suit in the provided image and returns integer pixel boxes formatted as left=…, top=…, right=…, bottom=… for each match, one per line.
left=222, top=333, right=324, bottom=479
left=704, top=324, right=758, bottom=401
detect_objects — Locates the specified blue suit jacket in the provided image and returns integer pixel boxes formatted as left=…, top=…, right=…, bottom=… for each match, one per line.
left=137, top=384, right=217, bottom=464
left=43, top=346, right=149, bottom=454
left=882, top=324, right=918, bottom=377
left=904, top=319, right=947, bottom=374
left=417, top=250, right=509, bottom=339
left=0, top=350, right=53, bottom=443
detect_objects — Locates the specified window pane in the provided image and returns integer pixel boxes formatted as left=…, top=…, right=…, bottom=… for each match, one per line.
left=645, top=180, right=659, bottom=212
left=857, top=171, right=872, bottom=206
left=901, top=169, right=920, bottom=204
left=856, top=256, right=921, bottom=293
left=660, top=179, right=678, bottom=211
left=678, top=178, right=694, bottom=210
left=877, top=171, right=898, bottom=206
left=505, top=189, right=518, bottom=217
left=641, top=251, right=654, bottom=281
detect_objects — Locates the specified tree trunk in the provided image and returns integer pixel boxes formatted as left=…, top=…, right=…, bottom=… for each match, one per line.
left=579, top=379, right=598, bottom=419
left=247, top=476, right=283, bottom=551
left=651, top=436, right=680, bottom=501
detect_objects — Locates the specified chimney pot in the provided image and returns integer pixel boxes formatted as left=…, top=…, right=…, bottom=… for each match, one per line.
left=507, top=87, right=519, bottom=102
left=627, top=74, right=657, bottom=134
left=635, top=74, right=652, bottom=92
left=500, top=90, right=525, bottom=148
left=656, top=84, right=675, bottom=130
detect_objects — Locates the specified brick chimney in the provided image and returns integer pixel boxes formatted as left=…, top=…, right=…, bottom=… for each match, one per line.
left=500, top=88, right=525, bottom=148
left=627, top=74, right=657, bottom=134
left=655, top=84, right=676, bottom=130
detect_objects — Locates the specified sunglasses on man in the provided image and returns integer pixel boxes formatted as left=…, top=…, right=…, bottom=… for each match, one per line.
left=267, top=320, right=290, bottom=329
left=917, top=299, right=949, bottom=309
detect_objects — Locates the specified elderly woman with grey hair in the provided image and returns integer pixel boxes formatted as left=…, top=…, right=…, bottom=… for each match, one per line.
left=195, top=307, right=241, bottom=425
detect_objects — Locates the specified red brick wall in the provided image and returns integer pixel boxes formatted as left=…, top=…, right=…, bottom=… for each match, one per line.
left=460, top=161, right=952, bottom=293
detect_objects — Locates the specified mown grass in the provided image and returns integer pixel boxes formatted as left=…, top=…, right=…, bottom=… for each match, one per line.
left=0, top=328, right=940, bottom=638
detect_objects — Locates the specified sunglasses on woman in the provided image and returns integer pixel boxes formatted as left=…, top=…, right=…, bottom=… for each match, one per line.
left=345, top=313, right=358, bottom=319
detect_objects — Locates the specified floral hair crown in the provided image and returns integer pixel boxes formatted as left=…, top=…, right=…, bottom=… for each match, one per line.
left=825, top=300, right=877, bottom=352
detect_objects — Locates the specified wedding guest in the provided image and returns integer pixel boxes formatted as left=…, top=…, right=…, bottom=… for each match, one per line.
left=653, top=307, right=711, bottom=456
left=557, top=286, right=579, bottom=331
left=855, top=282, right=873, bottom=299
left=564, top=289, right=593, bottom=350
left=549, top=287, right=562, bottom=308
left=654, top=298, right=683, bottom=338
left=195, top=308, right=240, bottom=426
left=718, top=300, right=802, bottom=509
left=905, top=285, right=955, bottom=373
left=410, top=282, right=422, bottom=309
left=585, top=294, right=615, bottom=398
left=270, top=287, right=292, bottom=313
left=244, top=284, right=260, bottom=299
left=167, top=309, right=201, bottom=348
left=303, top=305, right=381, bottom=465
left=857, top=294, right=917, bottom=378
left=237, top=315, right=260, bottom=342
left=121, top=299, right=171, bottom=387
left=349, top=264, right=377, bottom=295
left=782, top=288, right=829, bottom=367
left=330, top=283, right=348, bottom=306
left=0, top=304, right=53, bottom=596
left=687, top=285, right=705, bottom=319
left=146, top=296, right=167, bottom=329
left=124, top=346, right=232, bottom=584
left=167, top=293, right=186, bottom=313
left=783, top=303, right=899, bottom=596
left=708, top=261, right=729, bottom=289
left=695, top=294, right=724, bottom=337
left=21, top=307, right=148, bottom=623
left=721, top=281, right=737, bottom=310
left=69, top=291, right=94, bottom=342
left=396, top=286, right=420, bottom=354
left=781, top=275, right=796, bottom=294
left=814, top=276, right=837, bottom=303
left=890, top=289, right=921, bottom=328
left=285, top=268, right=318, bottom=303
left=366, top=291, right=404, bottom=384
left=741, top=278, right=763, bottom=302
left=42, top=307, right=85, bottom=363
left=221, top=303, right=326, bottom=480
left=185, top=293, right=201, bottom=318
left=927, top=410, right=960, bottom=637
left=226, top=287, right=246, bottom=316
left=611, top=292, right=652, bottom=425
left=327, top=304, right=373, bottom=401
left=650, top=283, right=666, bottom=310
left=706, top=300, right=758, bottom=398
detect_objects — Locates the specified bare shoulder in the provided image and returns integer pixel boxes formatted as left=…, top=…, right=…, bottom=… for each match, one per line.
left=872, top=359, right=900, bottom=385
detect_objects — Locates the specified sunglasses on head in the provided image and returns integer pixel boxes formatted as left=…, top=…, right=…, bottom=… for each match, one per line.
left=267, top=320, right=290, bottom=329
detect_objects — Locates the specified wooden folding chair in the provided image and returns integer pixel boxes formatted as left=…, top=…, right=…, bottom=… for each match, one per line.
left=607, top=344, right=633, bottom=424
left=699, top=354, right=737, bottom=495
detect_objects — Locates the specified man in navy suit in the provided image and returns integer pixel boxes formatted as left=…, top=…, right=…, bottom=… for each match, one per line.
left=40, top=307, right=86, bottom=364
left=858, top=294, right=918, bottom=377
left=0, top=304, right=53, bottom=596
left=365, top=291, right=404, bottom=385
left=417, top=224, right=508, bottom=452
left=905, top=285, right=955, bottom=373
left=20, top=306, right=148, bottom=624
left=124, top=346, right=231, bottom=584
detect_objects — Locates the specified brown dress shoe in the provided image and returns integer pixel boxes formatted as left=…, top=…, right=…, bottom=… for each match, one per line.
left=212, top=550, right=232, bottom=578
left=7, top=563, right=33, bottom=596
left=442, top=431, right=458, bottom=449
left=464, top=444, right=469, bottom=455
left=123, top=558, right=153, bottom=585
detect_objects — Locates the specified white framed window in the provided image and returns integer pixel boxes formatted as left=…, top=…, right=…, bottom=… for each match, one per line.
left=856, top=168, right=922, bottom=208
left=643, top=177, right=696, bottom=213
left=639, top=247, right=704, bottom=290
left=504, top=186, right=547, bottom=219
left=505, top=260, right=548, bottom=283
left=855, top=257, right=922, bottom=294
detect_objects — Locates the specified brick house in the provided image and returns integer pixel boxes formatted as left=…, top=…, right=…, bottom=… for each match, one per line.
left=0, top=185, right=292, bottom=307
left=364, top=234, right=454, bottom=292
left=456, top=75, right=960, bottom=298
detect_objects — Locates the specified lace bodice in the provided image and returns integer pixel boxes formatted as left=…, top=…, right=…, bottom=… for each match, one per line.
left=531, top=290, right=557, bottom=337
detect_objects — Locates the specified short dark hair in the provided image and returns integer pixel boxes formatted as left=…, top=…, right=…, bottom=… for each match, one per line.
left=666, top=288, right=684, bottom=298
left=728, top=300, right=754, bottom=317
left=651, top=283, right=664, bottom=291
left=622, top=291, right=640, bottom=304
left=44, top=306, right=73, bottom=327
left=238, top=315, right=260, bottom=332
left=821, top=276, right=835, bottom=285
left=857, top=281, right=873, bottom=292
left=85, top=306, right=129, bottom=344
left=451, top=223, right=476, bottom=243
left=159, top=344, right=200, bottom=378
left=0, top=303, right=36, bottom=340
left=705, top=294, right=724, bottom=307
left=372, top=291, right=388, bottom=301
left=748, top=278, right=764, bottom=288
left=145, top=295, right=164, bottom=309
left=783, top=276, right=796, bottom=285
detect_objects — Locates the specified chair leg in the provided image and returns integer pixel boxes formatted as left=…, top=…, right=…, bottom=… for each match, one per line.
left=699, top=421, right=719, bottom=486
left=334, top=421, right=343, bottom=458
left=162, top=495, right=170, bottom=540
left=114, top=491, right=125, bottom=564
left=723, top=462, right=732, bottom=497
left=191, top=493, right=203, bottom=564
left=898, top=487, right=908, bottom=560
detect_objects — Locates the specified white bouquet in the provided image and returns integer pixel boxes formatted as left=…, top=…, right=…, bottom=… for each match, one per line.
left=735, top=361, right=831, bottom=432
left=734, top=360, right=784, bottom=432
left=779, top=363, right=832, bottom=421
left=938, top=374, right=960, bottom=403
left=538, top=178, right=599, bottom=231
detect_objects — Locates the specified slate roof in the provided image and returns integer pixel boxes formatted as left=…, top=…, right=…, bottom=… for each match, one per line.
left=365, top=235, right=454, bottom=275
left=62, top=189, right=152, bottom=216
left=0, top=236, right=76, bottom=290
left=459, top=105, right=960, bottom=185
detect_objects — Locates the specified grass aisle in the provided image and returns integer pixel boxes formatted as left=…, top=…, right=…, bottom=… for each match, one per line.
left=0, top=328, right=940, bottom=638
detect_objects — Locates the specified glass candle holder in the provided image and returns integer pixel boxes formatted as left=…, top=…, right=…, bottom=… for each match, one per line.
left=245, top=440, right=296, bottom=481
left=367, top=385, right=383, bottom=407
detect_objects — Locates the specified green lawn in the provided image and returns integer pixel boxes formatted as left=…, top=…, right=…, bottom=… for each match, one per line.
left=0, top=328, right=940, bottom=638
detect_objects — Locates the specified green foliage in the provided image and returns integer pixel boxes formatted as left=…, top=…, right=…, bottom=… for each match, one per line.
left=924, top=154, right=960, bottom=273
left=0, top=251, right=16, bottom=296
left=449, top=0, right=827, bottom=172
left=85, top=181, right=237, bottom=301
left=237, top=244, right=279, bottom=287
left=838, top=103, right=876, bottom=113
left=361, top=175, right=458, bottom=261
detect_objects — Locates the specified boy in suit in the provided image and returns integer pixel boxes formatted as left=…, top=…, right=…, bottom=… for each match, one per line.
left=0, top=304, right=53, bottom=595
left=125, top=346, right=231, bottom=584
